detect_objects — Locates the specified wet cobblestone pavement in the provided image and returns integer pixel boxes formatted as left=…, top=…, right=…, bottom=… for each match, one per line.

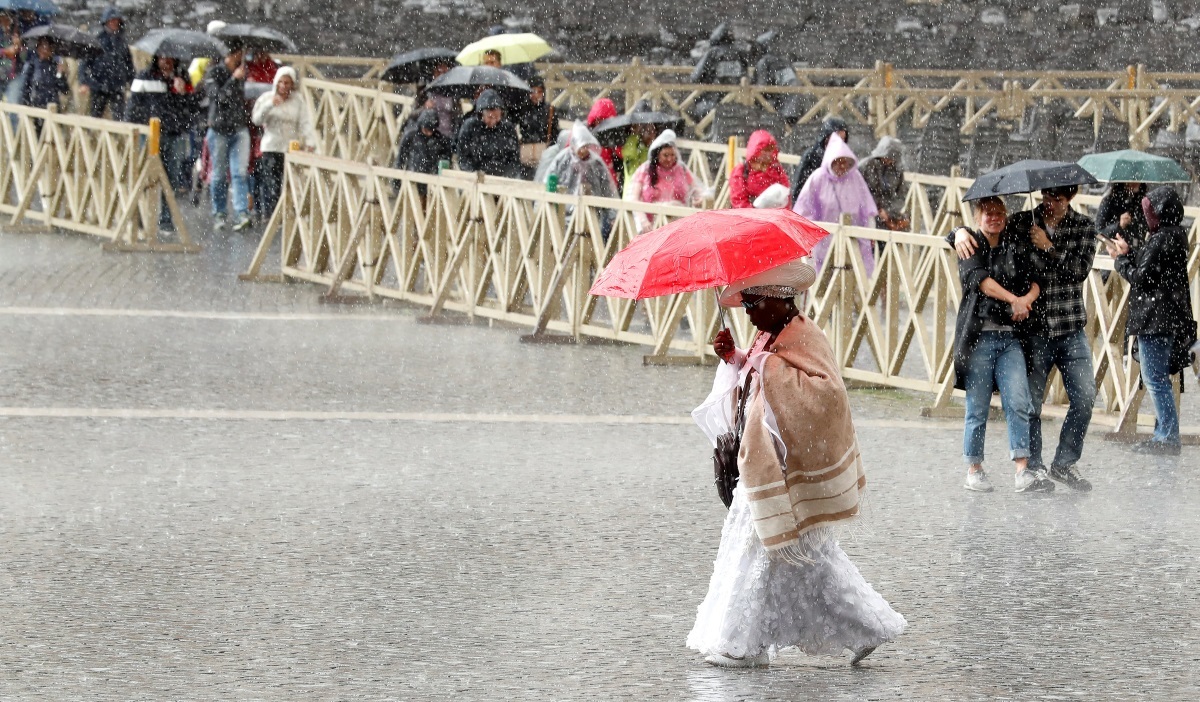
left=1, top=214, right=1198, bottom=700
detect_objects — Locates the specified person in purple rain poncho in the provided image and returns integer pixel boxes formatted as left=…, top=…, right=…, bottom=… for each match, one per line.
left=791, top=133, right=878, bottom=276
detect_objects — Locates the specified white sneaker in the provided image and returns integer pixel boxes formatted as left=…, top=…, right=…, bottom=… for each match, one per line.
left=704, top=652, right=770, bottom=668
left=964, top=469, right=994, bottom=492
left=1015, top=468, right=1056, bottom=493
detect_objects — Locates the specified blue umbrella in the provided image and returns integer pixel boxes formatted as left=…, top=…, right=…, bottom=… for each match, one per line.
left=0, top=0, right=60, bottom=14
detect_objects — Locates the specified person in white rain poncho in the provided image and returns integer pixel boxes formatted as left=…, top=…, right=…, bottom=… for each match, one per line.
left=545, top=121, right=619, bottom=239
left=687, top=259, right=905, bottom=668
left=544, top=121, right=619, bottom=199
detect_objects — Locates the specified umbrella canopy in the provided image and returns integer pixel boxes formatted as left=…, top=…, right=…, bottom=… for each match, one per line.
left=457, top=33, right=552, bottom=66
left=134, top=28, right=227, bottom=62
left=962, top=159, right=1098, bottom=201
left=592, top=111, right=686, bottom=147
left=0, top=0, right=58, bottom=14
left=589, top=209, right=829, bottom=300
left=381, top=47, right=458, bottom=84
left=210, top=23, right=296, bottom=53
left=23, top=24, right=100, bottom=59
left=426, top=65, right=529, bottom=103
left=1078, top=149, right=1191, bottom=184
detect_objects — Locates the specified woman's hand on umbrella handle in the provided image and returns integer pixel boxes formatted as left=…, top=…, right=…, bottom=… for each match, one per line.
left=713, top=328, right=736, bottom=362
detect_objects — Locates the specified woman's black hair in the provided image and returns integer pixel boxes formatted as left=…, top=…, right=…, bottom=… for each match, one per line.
left=648, top=143, right=672, bottom=188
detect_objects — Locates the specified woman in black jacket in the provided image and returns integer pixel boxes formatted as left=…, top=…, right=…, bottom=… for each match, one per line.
left=951, top=196, right=1051, bottom=493
left=1107, top=185, right=1196, bottom=455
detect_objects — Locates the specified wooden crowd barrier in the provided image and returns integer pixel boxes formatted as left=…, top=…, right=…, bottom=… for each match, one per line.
left=280, top=53, right=1200, bottom=145
left=0, top=103, right=195, bottom=252
left=241, top=150, right=1199, bottom=439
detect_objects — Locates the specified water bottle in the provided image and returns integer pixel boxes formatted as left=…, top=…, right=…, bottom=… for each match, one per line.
left=547, top=174, right=558, bottom=193
left=437, top=159, right=450, bottom=174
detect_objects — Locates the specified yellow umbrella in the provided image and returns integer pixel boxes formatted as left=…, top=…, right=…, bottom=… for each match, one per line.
left=457, top=33, right=552, bottom=66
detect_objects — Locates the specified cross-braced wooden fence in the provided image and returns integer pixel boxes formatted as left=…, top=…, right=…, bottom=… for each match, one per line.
left=241, top=150, right=1199, bottom=436
left=0, top=103, right=195, bottom=251
left=281, top=54, right=1200, bottom=146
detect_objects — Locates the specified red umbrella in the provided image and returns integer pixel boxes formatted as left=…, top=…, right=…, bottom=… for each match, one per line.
left=589, top=209, right=829, bottom=299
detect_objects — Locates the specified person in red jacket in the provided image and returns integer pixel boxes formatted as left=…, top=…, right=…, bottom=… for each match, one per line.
left=730, top=130, right=790, bottom=208
left=586, top=97, right=622, bottom=190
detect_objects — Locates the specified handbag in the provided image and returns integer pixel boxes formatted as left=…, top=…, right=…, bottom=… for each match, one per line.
left=712, top=373, right=754, bottom=509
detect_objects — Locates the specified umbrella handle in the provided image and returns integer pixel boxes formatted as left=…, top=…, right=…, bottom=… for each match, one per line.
left=715, top=288, right=727, bottom=331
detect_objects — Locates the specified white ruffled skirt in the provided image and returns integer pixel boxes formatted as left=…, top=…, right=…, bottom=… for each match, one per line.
left=686, top=487, right=906, bottom=660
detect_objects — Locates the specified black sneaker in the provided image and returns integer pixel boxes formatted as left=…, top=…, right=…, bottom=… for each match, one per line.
left=1131, top=440, right=1182, bottom=456
left=1048, top=465, right=1092, bottom=492
left=1015, top=469, right=1055, bottom=493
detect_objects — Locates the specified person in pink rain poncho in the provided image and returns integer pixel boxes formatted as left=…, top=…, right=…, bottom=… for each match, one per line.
left=792, top=133, right=878, bottom=276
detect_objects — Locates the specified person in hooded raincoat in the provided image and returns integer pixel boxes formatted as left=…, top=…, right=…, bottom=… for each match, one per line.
left=1107, top=186, right=1197, bottom=456
left=626, top=129, right=707, bottom=233
left=793, top=133, right=877, bottom=276
left=789, top=117, right=849, bottom=204
left=251, top=66, right=316, bottom=218
left=534, top=128, right=569, bottom=185
left=545, top=121, right=618, bottom=198
left=455, top=89, right=520, bottom=178
left=546, top=121, right=619, bottom=239
left=1095, top=182, right=1149, bottom=251
left=79, top=6, right=135, bottom=119
left=859, top=136, right=908, bottom=230
left=586, top=97, right=622, bottom=189
left=729, top=129, right=789, bottom=209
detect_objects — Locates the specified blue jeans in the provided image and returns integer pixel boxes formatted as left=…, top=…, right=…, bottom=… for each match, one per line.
left=1023, top=329, right=1096, bottom=470
left=207, top=128, right=249, bottom=219
left=1139, top=334, right=1181, bottom=445
left=964, top=331, right=1033, bottom=464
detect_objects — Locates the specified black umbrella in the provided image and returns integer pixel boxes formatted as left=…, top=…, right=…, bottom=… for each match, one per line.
left=592, top=111, right=686, bottom=147
left=23, top=24, right=101, bottom=60
left=134, top=29, right=228, bottom=62
left=381, top=47, right=458, bottom=84
left=211, top=24, right=296, bottom=54
left=963, top=159, right=1099, bottom=201
left=426, top=65, right=529, bottom=104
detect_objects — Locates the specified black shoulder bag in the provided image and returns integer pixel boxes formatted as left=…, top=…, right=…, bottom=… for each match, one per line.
left=713, top=373, right=754, bottom=509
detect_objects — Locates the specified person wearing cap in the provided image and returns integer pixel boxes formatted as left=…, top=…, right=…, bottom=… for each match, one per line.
left=951, top=196, right=1052, bottom=493
left=394, top=108, right=453, bottom=197
left=204, top=40, right=252, bottom=231
left=455, top=89, right=520, bottom=178
left=251, top=66, right=315, bottom=219
left=514, top=74, right=554, bottom=180
left=626, top=129, right=708, bottom=233
left=688, top=259, right=906, bottom=669
left=79, top=6, right=134, bottom=119
left=951, top=185, right=1098, bottom=491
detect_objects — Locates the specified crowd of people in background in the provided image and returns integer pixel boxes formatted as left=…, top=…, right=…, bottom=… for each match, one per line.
left=2, top=8, right=1192, bottom=472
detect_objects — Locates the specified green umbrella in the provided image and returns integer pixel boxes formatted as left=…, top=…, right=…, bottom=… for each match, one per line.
left=1077, top=149, right=1190, bottom=184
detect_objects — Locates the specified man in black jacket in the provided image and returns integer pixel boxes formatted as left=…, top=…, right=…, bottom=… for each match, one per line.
left=455, top=89, right=520, bottom=178
left=395, top=108, right=452, bottom=196
left=204, top=42, right=251, bottom=231
left=79, top=6, right=134, bottom=119
left=127, top=54, right=201, bottom=230
left=514, top=75, right=554, bottom=180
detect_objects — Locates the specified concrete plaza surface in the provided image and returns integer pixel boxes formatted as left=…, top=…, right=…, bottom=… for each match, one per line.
left=0, top=219, right=1198, bottom=700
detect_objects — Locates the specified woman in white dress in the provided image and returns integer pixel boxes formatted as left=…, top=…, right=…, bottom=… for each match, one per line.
left=687, top=259, right=906, bottom=667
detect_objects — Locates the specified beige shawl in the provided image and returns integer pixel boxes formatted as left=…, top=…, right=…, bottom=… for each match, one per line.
left=737, top=315, right=866, bottom=560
